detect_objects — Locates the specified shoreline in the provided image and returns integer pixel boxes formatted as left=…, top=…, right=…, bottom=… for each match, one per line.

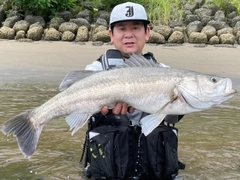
left=0, top=40, right=239, bottom=90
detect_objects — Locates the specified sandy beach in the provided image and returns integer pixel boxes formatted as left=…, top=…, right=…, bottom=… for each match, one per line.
left=0, top=40, right=240, bottom=90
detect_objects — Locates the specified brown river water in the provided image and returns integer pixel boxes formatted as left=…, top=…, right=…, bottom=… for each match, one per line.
left=0, top=83, right=239, bottom=180
left=0, top=41, right=240, bottom=180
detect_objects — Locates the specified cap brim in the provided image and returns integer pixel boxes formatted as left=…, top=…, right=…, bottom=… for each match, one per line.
left=110, top=19, right=150, bottom=26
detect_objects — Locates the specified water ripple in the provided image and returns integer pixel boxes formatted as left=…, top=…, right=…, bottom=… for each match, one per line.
left=0, top=86, right=239, bottom=179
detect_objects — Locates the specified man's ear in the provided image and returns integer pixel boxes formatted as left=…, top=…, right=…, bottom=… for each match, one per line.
left=145, top=25, right=151, bottom=42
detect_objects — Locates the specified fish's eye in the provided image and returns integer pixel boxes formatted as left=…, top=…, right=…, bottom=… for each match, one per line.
left=211, top=77, right=217, bottom=83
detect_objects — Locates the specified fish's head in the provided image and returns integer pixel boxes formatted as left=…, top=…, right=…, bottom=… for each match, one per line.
left=177, top=75, right=237, bottom=110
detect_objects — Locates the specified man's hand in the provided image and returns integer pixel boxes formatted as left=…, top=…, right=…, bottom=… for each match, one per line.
left=101, top=102, right=134, bottom=115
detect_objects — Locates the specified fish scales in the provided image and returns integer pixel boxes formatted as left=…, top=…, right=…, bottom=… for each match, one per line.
left=34, top=67, right=175, bottom=123
left=1, top=54, right=236, bottom=158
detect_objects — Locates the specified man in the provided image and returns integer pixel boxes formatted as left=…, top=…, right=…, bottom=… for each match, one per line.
left=82, top=2, right=184, bottom=180
left=85, top=2, right=170, bottom=116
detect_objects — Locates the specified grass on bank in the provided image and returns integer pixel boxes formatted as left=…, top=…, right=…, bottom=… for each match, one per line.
left=0, top=0, right=239, bottom=25
left=147, top=0, right=240, bottom=25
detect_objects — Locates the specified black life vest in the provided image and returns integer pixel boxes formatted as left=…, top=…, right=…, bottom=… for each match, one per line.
left=81, top=49, right=185, bottom=180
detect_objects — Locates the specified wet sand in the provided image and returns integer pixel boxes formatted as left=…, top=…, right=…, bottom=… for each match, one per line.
left=0, top=40, right=240, bottom=90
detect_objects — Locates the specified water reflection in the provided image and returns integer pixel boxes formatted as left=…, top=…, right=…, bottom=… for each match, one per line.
left=0, top=85, right=239, bottom=180
left=0, top=85, right=87, bottom=180
left=177, top=94, right=240, bottom=180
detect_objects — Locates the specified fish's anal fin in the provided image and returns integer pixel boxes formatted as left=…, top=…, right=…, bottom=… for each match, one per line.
left=141, top=114, right=167, bottom=136
left=1, top=110, right=41, bottom=158
left=66, top=113, right=91, bottom=136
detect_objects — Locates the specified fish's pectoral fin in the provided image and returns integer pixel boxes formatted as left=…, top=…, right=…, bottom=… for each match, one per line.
left=1, top=110, right=42, bottom=158
left=66, top=113, right=91, bottom=135
left=141, top=114, right=167, bottom=136
left=171, top=87, right=179, bottom=102
left=156, top=91, right=178, bottom=114
left=59, top=70, right=98, bottom=91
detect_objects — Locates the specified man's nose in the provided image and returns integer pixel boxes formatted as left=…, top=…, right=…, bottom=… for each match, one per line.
left=124, top=30, right=134, bottom=38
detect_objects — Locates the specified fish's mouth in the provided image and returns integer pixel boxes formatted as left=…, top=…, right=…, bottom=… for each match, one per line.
left=206, top=78, right=237, bottom=106
left=224, top=78, right=237, bottom=96
left=225, top=89, right=237, bottom=96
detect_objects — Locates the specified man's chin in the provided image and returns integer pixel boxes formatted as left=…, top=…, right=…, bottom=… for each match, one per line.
left=122, top=52, right=131, bottom=58
left=123, top=48, right=138, bottom=55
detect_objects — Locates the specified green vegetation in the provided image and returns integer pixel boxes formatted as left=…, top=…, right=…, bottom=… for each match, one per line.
left=0, top=0, right=239, bottom=23
left=206, top=0, right=240, bottom=15
left=206, top=0, right=230, bottom=8
left=99, top=0, right=145, bottom=11
left=3, top=0, right=77, bottom=19
left=146, top=0, right=189, bottom=25
left=147, top=0, right=240, bottom=25
left=232, top=0, right=240, bottom=15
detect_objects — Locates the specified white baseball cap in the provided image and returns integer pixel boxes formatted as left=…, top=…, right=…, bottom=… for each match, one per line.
left=109, top=2, right=150, bottom=26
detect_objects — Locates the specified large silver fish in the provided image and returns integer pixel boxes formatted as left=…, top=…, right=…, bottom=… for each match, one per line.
left=1, top=54, right=237, bottom=158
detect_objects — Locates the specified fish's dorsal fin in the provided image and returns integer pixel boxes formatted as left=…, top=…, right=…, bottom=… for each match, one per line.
left=116, top=54, right=160, bottom=68
left=59, top=70, right=97, bottom=91
left=60, top=54, right=159, bottom=91
left=129, top=54, right=160, bottom=67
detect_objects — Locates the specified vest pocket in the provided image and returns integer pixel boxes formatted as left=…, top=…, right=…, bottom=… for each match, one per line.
left=145, top=125, right=179, bottom=179
left=89, top=125, right=133, bottom=179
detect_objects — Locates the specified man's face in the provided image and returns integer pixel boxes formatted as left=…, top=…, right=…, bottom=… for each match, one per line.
left=109, top=21, right=150, bottom=57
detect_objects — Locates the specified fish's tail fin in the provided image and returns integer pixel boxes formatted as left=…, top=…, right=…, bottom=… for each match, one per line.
left=1, top=110, right=42, bottom=158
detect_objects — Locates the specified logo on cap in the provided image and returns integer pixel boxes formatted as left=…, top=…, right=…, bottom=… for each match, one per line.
left=125, top=6, right=134, bottom=17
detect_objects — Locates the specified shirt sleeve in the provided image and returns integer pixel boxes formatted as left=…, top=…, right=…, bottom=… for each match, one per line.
left=85, top=61, right=103, bottom=71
